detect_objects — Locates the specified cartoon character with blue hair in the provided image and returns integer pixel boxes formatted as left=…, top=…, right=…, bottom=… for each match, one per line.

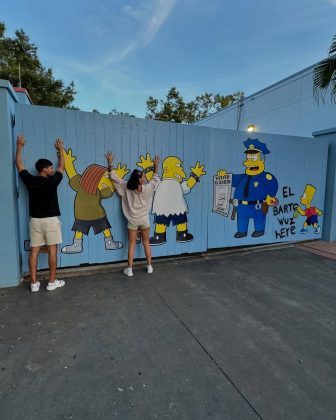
left=217, top=138, right=278, bottom=238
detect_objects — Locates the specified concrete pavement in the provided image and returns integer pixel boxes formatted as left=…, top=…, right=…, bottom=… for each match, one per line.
left=0, top=246, right=335, bottom=419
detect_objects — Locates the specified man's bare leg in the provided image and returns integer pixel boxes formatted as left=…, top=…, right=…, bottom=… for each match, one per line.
left=47, top=244, right=57, bottom=283
left=29, top=246, right=40, bottom=283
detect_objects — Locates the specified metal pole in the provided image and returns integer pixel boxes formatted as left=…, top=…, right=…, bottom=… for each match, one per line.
left=18, top=62, right=22, bottom=88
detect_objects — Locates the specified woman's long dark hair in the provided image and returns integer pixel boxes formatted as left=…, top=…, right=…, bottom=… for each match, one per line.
left=127, top=169, right=143, bottom=190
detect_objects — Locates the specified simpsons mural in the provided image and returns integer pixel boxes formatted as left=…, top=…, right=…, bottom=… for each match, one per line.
left=294, top=184, right=323, bottom=234
left=137, top=153, right=206, bottom=245
left=61, top=148, right=129, bottom=254
left=217, top=138, right=278, bottom=238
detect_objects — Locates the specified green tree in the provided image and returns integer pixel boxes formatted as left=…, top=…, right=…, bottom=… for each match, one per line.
left=146, top=87, right=244, bottom=123
left=109, top=108, right=135, bottom=117
left=313, top=35, right=336, bottom=102
left=0, top=22, right=76, bottom=108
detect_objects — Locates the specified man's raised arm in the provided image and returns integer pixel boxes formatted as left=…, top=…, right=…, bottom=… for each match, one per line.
left=55, top=138, right=65, bottom=173
left=15, top=134, right=26, bottom=173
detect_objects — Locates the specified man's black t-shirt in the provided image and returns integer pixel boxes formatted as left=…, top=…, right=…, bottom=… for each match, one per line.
left=19, top=170, right=63, bottom=218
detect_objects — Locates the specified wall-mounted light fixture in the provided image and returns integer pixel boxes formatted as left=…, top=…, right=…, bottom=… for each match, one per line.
left=247, top=124, right=255, bottom=132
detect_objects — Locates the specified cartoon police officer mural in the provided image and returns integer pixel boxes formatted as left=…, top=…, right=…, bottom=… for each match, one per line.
left=217, top=138, right=278, bottom=238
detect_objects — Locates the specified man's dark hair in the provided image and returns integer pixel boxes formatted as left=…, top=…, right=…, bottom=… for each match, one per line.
left=35, top=159, right=53, bottom=172
left=127, top=169, right=143, bottom=190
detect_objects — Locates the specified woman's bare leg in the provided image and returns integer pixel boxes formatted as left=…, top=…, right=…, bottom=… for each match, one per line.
left=128, top=229, right=138, bottom=268
left=141, top=228, right=151, bottom=266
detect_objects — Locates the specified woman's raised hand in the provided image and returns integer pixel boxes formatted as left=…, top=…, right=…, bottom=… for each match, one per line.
left=105, top=151, right=113, bottom=165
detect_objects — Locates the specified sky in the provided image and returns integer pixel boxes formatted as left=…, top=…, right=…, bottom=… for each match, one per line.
left=2, top=0, right=336, bottom=117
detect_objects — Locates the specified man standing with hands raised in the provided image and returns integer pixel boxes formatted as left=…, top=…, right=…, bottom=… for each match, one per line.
left=16, top=135, right=65, bottom=292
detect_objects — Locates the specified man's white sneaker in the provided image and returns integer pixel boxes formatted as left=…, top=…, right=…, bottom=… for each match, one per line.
left=46, top=279, right=65, bottom=291
left=124, top=267, right=133, bottom=277
left=31, top=281, right=40, bottom=292
left=147, top=265, right=153, bottom=274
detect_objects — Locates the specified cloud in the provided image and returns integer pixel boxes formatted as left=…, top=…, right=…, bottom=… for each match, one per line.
left=105, top=0, right=176, bottom=64
left=121, top=4, right=143, bottom=19
left=63, top=0, right=175, bottom=75
left=327, top=0, right=336, bottom=5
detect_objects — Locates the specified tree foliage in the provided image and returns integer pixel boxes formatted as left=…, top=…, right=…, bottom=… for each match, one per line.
left=313, top=35, right=336, bottom=103
left=146, top=86, right=244, bottom=123
left=0, top=22, right=76, bottom=107
left=109, top=108, right=135, bottom=117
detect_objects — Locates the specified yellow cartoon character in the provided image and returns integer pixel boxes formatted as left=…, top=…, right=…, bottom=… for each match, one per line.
left=138, top=153, right=206, bottom=245
left=61, top=148, right=129, bottom=253
left=294, top=184, right=323, bottom=234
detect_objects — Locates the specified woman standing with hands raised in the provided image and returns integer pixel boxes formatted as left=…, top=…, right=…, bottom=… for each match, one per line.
left=106, top=152, right=160, bottom=276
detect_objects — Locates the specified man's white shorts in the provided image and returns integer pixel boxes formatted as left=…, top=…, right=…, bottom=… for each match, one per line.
left=29, top=217, right=62, bottom=247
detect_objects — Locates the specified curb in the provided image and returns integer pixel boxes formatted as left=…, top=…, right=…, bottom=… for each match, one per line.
left=20, top=240, right=307, bottom=283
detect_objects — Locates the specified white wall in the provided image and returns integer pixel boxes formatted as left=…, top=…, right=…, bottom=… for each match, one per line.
left=197, top=66, right=336, bottom=138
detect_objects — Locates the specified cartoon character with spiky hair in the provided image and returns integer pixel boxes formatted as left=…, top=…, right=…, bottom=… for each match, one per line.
left=137, top=153, right=206, bottom=245
left=61, top=148, right=129, bottom=253
left=294, top=184, right=323, bottom=234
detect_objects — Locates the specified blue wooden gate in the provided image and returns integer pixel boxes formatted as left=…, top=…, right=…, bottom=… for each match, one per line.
left=14, top=103, right=328, bottom=274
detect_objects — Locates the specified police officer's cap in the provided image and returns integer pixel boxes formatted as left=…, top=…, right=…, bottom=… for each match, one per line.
left=243, top=138, right=270, bottom=155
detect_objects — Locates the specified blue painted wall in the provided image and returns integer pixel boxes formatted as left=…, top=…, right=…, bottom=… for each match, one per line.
left=197, top=66, right=336, bottom=138
left=313, top=127, right=336, bottom=241
left=0, top=81, right=21, bottom=287
left=12, top=103, right=327, bottom=276
left=207, top=129, right=327, bottom=248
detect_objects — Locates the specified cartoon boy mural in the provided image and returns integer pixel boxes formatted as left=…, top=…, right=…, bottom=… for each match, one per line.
left=294, top=184, right=323, bottom=234
left=137, top=154, right=206, bottom=245
left=61, top=148, right=129, bottom=253
left=217, top=138, right=278, bottom=238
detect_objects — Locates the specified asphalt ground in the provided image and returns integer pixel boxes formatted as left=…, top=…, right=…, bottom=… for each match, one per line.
left=0, top=246, right=335, bottom=420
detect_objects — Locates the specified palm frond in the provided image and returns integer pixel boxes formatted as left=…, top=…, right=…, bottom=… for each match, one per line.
left=332, top=72, right=336, bottom=101
left=329, top=35, right=336, bottom=55
left=313, top=34, right=336, bottom=102
left=313, top=56, right=336, bottom=102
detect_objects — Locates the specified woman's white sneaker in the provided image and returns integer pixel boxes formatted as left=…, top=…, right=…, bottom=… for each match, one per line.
left=124, top=267, right=133, bottom=277
left=147, top=265, right=153, bottom=274
left=31, top=281, right=40, bottom=292
left=46, top=279, right=65, bottom=291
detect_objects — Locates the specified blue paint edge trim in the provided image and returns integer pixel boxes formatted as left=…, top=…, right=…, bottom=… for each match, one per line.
left=0, top=79, right=19, bottom=103
left=313, top=127, right=336, bottom=136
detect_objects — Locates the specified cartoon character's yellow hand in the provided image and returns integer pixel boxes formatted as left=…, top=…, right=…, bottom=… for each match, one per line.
left=294, top=205, right=305, bottom=216
left=191, top=161, right=206, bottom=178
left=63, top=148, right=76, bottom=163
left=115, top=163, right=129, bottom=179
left=216, top=169, right=227, bottom=177
left=266, top=195, right=278, bottom=207
left=63, top=148, right=77, bottom=179
left=137, top=153, right=154, bottom=170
